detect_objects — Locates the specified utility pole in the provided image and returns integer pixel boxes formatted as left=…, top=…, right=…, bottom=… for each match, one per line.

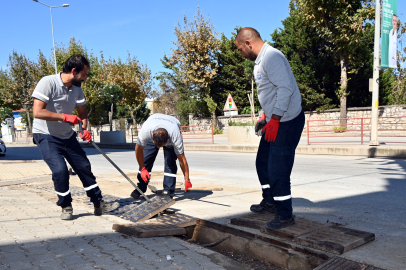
left=370, top=0, right=381, bottom=146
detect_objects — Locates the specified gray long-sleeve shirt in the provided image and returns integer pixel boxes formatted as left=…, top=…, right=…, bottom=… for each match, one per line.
left=254, top=43, right=302, bottom=122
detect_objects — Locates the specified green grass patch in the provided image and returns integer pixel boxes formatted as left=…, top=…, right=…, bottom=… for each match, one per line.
left=333, top=126, right=347, bottom=133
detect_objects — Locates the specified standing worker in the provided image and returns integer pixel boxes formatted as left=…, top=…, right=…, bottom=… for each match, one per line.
left=32, top=55, right=118, bottom=220
left=235, top=28, right=305, bottom=229
left=131, top=113, right=192, bottom=200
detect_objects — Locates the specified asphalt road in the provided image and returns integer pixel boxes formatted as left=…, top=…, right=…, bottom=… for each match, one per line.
left=3, top=145, right=406, bottom=269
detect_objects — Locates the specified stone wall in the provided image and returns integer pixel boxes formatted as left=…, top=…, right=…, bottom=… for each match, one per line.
left=189, top=105, right=406, bottom=133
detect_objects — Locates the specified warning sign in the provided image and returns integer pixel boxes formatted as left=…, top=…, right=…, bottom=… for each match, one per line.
left=223, top=93, right=238, bottom=111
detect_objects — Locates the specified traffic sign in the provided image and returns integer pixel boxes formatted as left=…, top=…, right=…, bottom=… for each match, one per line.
left=223, top=93, right=238, bottom=111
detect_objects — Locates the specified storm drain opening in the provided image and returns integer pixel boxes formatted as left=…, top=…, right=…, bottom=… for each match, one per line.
left=178, top=220, right=329, bottom=270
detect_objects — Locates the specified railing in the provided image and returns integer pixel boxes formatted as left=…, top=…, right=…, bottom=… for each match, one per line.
left=15, top=131, right=33, bottom=142
left=307, top=116, right=406, bottom=145
left=181, top=125, right=214, bottom=144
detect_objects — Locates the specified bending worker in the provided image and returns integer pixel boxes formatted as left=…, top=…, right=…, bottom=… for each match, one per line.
left=131, top=113, right=192, bottom=200
left=32, top=55, right=118, bottom=220
left=235, top=27, right=305, bottom=229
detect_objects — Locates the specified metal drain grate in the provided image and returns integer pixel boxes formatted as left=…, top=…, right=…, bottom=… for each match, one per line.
left=314, top=256, right=385, bottom=270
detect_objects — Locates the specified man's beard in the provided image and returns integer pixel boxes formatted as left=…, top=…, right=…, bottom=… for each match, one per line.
left=72, top=76, right=83, bottom=87
left=245, top=50, right=257, bottom=61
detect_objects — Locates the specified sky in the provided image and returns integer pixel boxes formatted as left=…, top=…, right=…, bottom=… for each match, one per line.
left=1, top=0, right=405, bottom=79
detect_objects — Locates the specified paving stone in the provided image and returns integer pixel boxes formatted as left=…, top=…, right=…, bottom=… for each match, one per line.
left=66, top=263, right=97, bottom=270
left=34, top=261, right=67, bottom=269
left=101, top=243, right=124, bottom=252
left=139, top=252, right=162, bottom=262
left=47, top=240, right=70, bottom=249
left=123, top=260, right=157, bottom=270
left=100, top=264, right=130, bottom=270
left=24, top=246, right=50, bottom=255
left=0, top=252, right=30, bottom=263
left=5, top=260, right=37, bottom=270
left=112, top=250, right=138, bottom=261
left=90, top=256, right=118, bottom=266
left=148, top=246, right=173, bottom=255
left=58, top=254, right=88, bottom=265
left=53, top=248, right=79, bottom=257
left=163, top=240, right=188, bottom=251
left=0, top=244, right=24, bottom=253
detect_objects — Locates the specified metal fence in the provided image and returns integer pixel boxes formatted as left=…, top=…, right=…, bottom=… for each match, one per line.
left=307, top=116, right=406, bottom=145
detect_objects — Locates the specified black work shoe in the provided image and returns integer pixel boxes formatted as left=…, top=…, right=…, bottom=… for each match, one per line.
left=130, top=189, right=141, bottom=200
left=157, top=190, right=174, bottom=199
left=61, top=206, right=73, bottom=220
left=265, top=214, right=295, bottom=229
left=250, top=199, right=276, bottom=214
left=94, top=201, right=120, bottom=216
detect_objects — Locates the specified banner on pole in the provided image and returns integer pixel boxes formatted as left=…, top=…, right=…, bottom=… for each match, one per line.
left=381, top=0, right=398, bottom=68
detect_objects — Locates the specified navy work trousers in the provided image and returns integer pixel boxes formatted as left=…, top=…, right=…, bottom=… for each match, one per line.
left=34, top=133, right=103, bottom=208
left=137, top=141, right=178, bottom=196
left=255, top=110, right=305, bottom=218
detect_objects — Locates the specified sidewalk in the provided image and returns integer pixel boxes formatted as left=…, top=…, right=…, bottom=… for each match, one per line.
left=0, top=188, right=239, bottom=270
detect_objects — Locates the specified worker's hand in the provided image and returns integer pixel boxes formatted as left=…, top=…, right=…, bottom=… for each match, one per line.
left=184, top=179, right=192, bottom=192
left=255, top=113, right=267, bottom=136
left=140, top=167, right=150, bottom=183
left=79, top=128, right=92, bottom=142
left=262, top=118, right=280, bottom=142
left=62, top=113, right=82, bottom=125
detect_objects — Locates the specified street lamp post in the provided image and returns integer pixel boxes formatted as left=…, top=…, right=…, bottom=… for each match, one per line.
left=33, top=0, right=69, bottom=74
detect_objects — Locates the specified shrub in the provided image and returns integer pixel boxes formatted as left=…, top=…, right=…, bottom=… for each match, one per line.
left=333, top=126, right=347, bottom=133
left=228, top=121, right=255, bottom=127
left=213, top=127, right=223, bottom=135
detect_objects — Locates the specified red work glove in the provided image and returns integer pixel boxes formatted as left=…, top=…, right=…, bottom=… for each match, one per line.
left=255, top=113, right=266, bottom=136
left=62, top=113, right=82, bottom=125
left=262, top=118, right=280, bottom=142
left=79, top=128, right=92, bottom=142
left=184, top=179, right=192, bottom=192
left=140, top=167, right=150, bottom=183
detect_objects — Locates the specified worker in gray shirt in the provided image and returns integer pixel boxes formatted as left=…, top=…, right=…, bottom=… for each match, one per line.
left=32, top=55, right=118, bottom=220
left=236, top=27, right=305, bottom=229
left=132, top=113, right=192, bottom=200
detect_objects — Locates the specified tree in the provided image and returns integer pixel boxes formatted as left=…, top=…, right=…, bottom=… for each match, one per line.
left=271, top=2, right=335, bottom=111
left=296, top=0, right=375, bottom=121
left=2, top=52, right=36, bottom=132
left=97, top=53, right=152, bottom=128
left=209, top=28, right=256, bottom=117
left=170, top=7, right=220, bottom=125
left=390, top=19, right=406, bottom=104
left=100, top=84, right=123, bottom=131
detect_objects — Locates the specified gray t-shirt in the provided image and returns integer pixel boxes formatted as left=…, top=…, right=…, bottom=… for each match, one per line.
left=254, top=43, right=302, bottom=122
left=137, top=114, right=184, bottom=155
left=31, top=73, right=86, bottom=139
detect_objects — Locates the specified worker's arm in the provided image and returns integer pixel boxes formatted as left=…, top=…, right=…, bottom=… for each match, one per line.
left=135, top=143, right=145, bottom=169
left=33, top=98, right=64, bottom=121
left=177, top=153, right=190, bottom=181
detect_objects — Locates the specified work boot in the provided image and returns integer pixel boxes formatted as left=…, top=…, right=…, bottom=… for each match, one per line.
left=158, top=190, right=174, bottom=200
left=61, top=206, right=73, bottom=220
left=250, top=199, right=276, bottom=214
left=94, top=201, right=120, bottom=216
left=131, top=189, right=148, bottom=201
left=265, top=214, right=295, bottom=229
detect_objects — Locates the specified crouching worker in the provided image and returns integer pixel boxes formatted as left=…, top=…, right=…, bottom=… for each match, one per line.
left=32, top=54, right=119, bottom=220
left=131, top=113, right=192, bottom=200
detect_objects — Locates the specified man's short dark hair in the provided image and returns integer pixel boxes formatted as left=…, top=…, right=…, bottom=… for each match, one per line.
left=62, top=55, right=90, bottom=74
left=236, top=27, right=262, bottom=44
left=153, top=128, right=169, bottom=148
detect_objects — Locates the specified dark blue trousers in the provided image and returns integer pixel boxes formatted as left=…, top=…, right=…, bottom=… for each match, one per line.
left=33, top=133, right=103, bottom=208
left=137, top=141, right=178, bottom=196
left=255, top=110, right=305, bottom=218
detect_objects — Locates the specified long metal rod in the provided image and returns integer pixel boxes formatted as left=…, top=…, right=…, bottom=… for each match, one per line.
left=370, top=0, right=381, bottom=146
left=78, top=122, right=151, bottom=203
left=50, top=7, right=58, bottom=74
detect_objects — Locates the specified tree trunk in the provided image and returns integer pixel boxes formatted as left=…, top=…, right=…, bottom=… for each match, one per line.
left=109, top=103, right=113, bottom=131
left=87, top=107, right=92, bottom=131
left=26, top=106, right=32, bottom=133
left=339, top=51, right=348, bottom=126
left=131, top=103, right=143, bottom=136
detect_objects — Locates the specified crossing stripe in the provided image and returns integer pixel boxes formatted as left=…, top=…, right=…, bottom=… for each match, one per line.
left=84, top=184, right=99, bottom=191
left=55, top=190, right=70, bottom=196
left=261, top=184, right=270, bottom=189
left=274, top=195, right=292, bottom=201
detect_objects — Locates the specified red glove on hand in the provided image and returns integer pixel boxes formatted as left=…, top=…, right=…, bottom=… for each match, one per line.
left=79, top=128, right=92, bottom=142
left=62, top=113, right=82, bottom=125
left=140, top=167, right=150, bottom=183
left=184, top=179, right=192, bottom=192
left=262, top=118, right=280, bottom=142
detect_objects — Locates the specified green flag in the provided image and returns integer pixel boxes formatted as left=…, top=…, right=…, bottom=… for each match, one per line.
left=381, top=0, right=398, bottom=68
